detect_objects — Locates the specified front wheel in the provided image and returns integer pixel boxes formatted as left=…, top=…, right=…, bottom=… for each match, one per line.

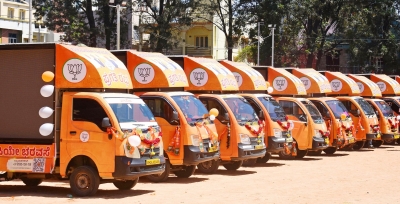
left=256, top=152, right=271, bottom=163
left=278, top=150, right=294, bottom=160
left=222, top=160, right=243, bottom=171
left=295, top=143, right=308, bottom=159
left=352, top=141, right=365, bottom=150
left=113, top=178, right=139, bottom=190
left=384, top=138, right=395, bottom=145
left=372, top=140, right=384, bottom=148
left=173, top=165, right=196, bottom=178
left=69, top=166, right=100, bottom=197
left=323, top=147, right=337, bottom=154
left=146, top=159, right=170, bottom=182
left=307, top=150, right=322, bottom=156
left=21, top=178, right=43, bottom=186
left=197, top=160, right=220, bottom=174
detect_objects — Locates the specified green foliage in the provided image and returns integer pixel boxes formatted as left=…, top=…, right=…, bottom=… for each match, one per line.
left=234, top=45, right=255, bottom=63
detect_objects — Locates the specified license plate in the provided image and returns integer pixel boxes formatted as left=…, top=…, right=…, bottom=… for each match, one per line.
left=325, top=138, right=329, bottom=144
left=146, top=159, right=160, bottom=165
left=349, top=138, right=355, bottom=143
left=395, top=134, right=400, bottom=139
left=254, top=145, right=264, bottom=150
left=286, top=137, right=293, bottom=143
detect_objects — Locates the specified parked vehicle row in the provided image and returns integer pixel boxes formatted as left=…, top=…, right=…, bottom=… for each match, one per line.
left=1, top=43, right=399, bottom=197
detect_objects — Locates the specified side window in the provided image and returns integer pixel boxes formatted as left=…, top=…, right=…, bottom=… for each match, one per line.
left=143, top=98, right=175, bottom=124
left=200, top=98, right=228, bottom=122
left=279, top=100, right=306, bottom=122
left=73, top=98, right=108, bottom=131
left=312, top=101, right=330, bottom=119
left=341, top=100, right=358, bottom=116
left=383, top=99, right=399, bottom=113
left=245, top=98, right=262, bottom=118
left=367, top=101, right=380, bottom=119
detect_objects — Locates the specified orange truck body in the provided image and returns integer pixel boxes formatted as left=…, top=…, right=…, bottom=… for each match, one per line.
left=0, top=43, right=165, bottom=196
left=111, top=51, right=220, bottom=179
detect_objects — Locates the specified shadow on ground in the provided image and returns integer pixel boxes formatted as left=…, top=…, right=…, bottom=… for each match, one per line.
left=312, top=153, right=350, bottom=157
left=242, top=162, right=285, bottom=168
left=0, top=184, right=154, bottom=199
left=194, top=169, right=257, bottom=176
left=140, top=177, right=208, bottom=184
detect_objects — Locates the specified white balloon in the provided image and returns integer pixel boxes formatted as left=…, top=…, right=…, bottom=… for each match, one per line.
left=209, top=115, right=216, bottom=121
left=39, top=123, right=54, bottom=136
left=40, top=85, right=54, bottom=97
left=397, top=115, right=400, bottom=121
left=288, top=120, right=294, bottom=131
left=128, top=136, right=141, bottom=147
left=267, top=87, right=274, bottom=93
left=39, top=106, right=54, bottom=118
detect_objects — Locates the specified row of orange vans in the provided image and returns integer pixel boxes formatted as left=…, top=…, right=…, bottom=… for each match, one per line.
left=1, top=43, right=399, bottom=197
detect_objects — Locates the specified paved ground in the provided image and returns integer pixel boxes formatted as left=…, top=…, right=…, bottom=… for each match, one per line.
left=1, top=144, right=399, bottom=204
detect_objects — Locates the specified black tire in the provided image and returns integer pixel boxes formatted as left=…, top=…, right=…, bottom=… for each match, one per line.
left=242, top=159, right=257, bottom=167
left=323, top=147, right=337, bottom=155
left=307, top=150, right=322, bottom=156
left=222, top=160, right=243, bottom=171
left=372, top=140, right=384, bottom=148
left=384, top=138, right=396, bottom=145
left=113, top=178, right=139, bottom=190
left=397, top=138, right=400, bottom=145
left=352, top=141, right=365, bottom=150
left=278, top=150, right=295, bottom=160
left=294, top=142, right=308, bottom=159
left=256, top=152, right=271, bottom=163
left=146, top=159, right=170, bottom=182
left=197, top=160, right=220, bottom=174
left=173, top=165, right=196, bottom=178
left=69, top=166, right=100, bottom=197
left=21, top=178, right=43, bottom=186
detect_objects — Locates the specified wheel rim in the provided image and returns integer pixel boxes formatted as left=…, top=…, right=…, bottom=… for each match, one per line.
left=199, top=161, right=213, bottom=169
left=385, top=139, right=394, bottom=143
left=76, top=173, right=90, bottom=189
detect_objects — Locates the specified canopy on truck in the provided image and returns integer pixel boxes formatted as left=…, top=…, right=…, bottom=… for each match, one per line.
left=292, top=68, right=332, bottom=93
left=182, top=57, right=239, bottom=91
left=267, top=67, right=307, bottom=95
left=56, top=44, right=133, bottom=89
left=323, top=72, right=360, bottom=95
left=124, top=51, right=189, bottom=88
left=219, top=60, right=267, bottom=91
left=369, top=74, right=400, bottom=95
left=347, top=75, right=382, bottom=97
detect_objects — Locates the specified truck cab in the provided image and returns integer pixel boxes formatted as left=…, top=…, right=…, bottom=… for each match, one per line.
left=111, top=51, right=220, bottom=181
left=218, top=60, right=293, bottom=159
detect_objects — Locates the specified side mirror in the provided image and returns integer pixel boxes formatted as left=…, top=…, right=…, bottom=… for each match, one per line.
left=102, top=117, right=111, bottom=128
left=224, top=113, right=230, bottom=121
left=258, top=110, right=264, bottom=120
left=172, top=111, right=179, bottom=121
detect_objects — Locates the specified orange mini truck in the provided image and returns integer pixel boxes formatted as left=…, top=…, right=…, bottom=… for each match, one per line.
left=381, top=75, right=400, bottom=144
left=289, top=68, right=356, bottom=154
left=112, top=51, right=220, bottom=181
left=0, top=43, right=165, bottom=196
left=323, top=71, right=379, bottom=150
left=254, top=67, right=329, bottom=158
left=351, top=74, right=400, bottom=146
left=220, top=61, right=295, bottom=159
left=169, top=56, right=267, bottom=170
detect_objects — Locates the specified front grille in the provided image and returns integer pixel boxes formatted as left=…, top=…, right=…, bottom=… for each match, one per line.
left=282, top=131, right=289, bottom=138
left=141, top=147, right=161, bottom=157
left=130, top=164, right=164, bottom=173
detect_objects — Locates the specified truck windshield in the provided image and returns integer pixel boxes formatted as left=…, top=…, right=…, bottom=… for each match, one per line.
left=374, top=101, right=395, bottom=117
left=106, top=98, right=155, bottom=123
left=325, top=100, right=349, bottom=119
left=355, top=98, right=375, bottom=116
left=301, top=101, right=324, bottom=124
left=257, top=96, right=287, bottom=122
left=171, top=95, right=209, bottom=122
left=224, top=97, right=258, bottom=122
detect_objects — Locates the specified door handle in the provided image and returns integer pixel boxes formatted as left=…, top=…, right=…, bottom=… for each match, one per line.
left=70, top=131, right=76, bottom=136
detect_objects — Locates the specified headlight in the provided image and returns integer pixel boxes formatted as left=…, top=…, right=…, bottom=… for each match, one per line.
left=191, top=135, right=200, bottom=146
left=239, top=134, right=251, bottom=144
left=314, top=130, right=322, bottom=138
left=273, top=128, right=282, bottom=138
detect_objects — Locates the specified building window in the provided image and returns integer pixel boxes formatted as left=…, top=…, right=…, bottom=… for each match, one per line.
left=8, top=8, right=14, bottom=19
left=9, top=33, right=17, bottom=43
left=195, top=36, right=208, bottom=48
left=370, top=56, right=383, bottom=68
left=19, top=9, right=25, bottom=20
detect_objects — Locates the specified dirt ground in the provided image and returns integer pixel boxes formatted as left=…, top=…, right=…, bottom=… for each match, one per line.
left=1, top=144, right=399, bottom=204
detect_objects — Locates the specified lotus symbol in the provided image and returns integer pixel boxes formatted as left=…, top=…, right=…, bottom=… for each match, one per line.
left=378, top=83, right=384, bottom=90
left=68, top=64, right=82, bottom=80
left=235, top=75, right=240, bottom=83
left=276, top=80, right=285, bottom=89
left=301, top=79, right=309, bottom=86
left=194, top=72, right=205, bottom=85
left=332, top=82, right=340, bottom=90
left=138, top=68, right=151, bottom=82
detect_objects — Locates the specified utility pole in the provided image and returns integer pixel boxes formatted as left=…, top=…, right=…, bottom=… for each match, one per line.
left=29, top=0, right=32, bottom=43
left=268, top=24, right=276, bottom=67
left=257, top=20, right=264, bottom=66
left=109, top=0, right=127, bottom=50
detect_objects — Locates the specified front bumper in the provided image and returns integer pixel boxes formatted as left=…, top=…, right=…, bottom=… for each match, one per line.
left=112, top=156, right=166, bottom=180
left=267, top=135, right=293, bottom=153
left=311, top=136, right=328, bottom=150
left=380, top=133, right=394, bottom=140
left=183, top=144, right=220, bottom=165
left=366, top=133, right=377, bottom=140
left=230, top=143, right=266, bottom=161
